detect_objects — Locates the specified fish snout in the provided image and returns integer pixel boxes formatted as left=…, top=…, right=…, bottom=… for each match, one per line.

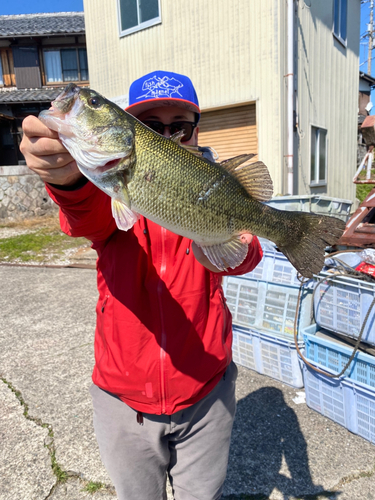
left=53, top=83, right=81, bottom=113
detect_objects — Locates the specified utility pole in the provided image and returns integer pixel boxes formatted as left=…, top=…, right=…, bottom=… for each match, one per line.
left=369, top=0, right=374, bottom=75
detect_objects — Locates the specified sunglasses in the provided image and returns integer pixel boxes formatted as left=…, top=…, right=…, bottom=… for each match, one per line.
left=142, top=120, right=198, bottom=142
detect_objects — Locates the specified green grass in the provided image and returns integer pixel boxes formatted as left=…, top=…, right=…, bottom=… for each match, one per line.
left=0, top=229, right=88, bottom=263
left=356, top=183, right=374, bottom=204
left=82, top=481, right=105, bottom=494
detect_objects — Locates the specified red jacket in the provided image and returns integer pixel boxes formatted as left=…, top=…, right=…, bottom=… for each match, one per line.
left=47, top=181, right=262, bottom=415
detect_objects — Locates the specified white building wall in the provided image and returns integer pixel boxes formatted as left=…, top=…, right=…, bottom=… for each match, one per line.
left=83, top=0, right=286, bottom=193
left=83, top=0, right=360, bottom=201
left=296, top=0, right=360, bottom=202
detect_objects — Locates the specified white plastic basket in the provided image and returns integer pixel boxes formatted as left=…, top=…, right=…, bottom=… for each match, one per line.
left=232, top=325, right=304, bottom=388
left=223, top=276, right=312, bottom=339
left=313, top=272, right=375, bottom=345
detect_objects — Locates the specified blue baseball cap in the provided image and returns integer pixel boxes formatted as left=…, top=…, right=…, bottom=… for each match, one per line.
left=126, top=70, right=200, bottom=121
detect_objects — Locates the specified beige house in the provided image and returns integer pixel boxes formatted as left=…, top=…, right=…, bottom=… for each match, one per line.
left=83, top=0, right=360, bottom=202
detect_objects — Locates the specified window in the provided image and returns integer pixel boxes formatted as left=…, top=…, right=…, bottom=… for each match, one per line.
left=118, top=0, right=161, bottom=37
left=311, top=126, right=327, bottom=186
left=43, top=48, right=89, bottom=84
left=333, top=0, right=347, bottom=44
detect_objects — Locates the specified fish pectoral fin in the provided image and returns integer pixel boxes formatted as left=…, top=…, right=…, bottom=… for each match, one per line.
left=196, top=236, right=249, bottom=271
left=111, top=199, right=139, bottom=231
left=220, top=156, right=273, bottom=202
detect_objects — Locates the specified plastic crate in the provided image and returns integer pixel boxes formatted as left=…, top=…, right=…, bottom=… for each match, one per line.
left=302, top=360, right=375, bottom=444
left=265, top=195, right=352, bottom=222
left=232, top=325, right=304, bottom=387
left=313, top=272, right=375, bottom=345
left=302, top=323, right=375, bottom=388
left=223, top=276, right=312, bottom=339
left=245, top=249, right=300, bottom=285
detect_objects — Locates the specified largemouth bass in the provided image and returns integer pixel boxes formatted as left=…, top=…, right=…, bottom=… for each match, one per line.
left=39, top=83, right=345, bottom=278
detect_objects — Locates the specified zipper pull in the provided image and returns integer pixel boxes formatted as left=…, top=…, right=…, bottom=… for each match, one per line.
left=101, top=295, right=109, bottom=313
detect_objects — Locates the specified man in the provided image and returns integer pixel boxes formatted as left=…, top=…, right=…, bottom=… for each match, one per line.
left=20, top=71, right=262, bottom=500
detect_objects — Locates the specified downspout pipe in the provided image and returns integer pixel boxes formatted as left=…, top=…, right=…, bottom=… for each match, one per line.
left=286, top=0, right=295, bottom=195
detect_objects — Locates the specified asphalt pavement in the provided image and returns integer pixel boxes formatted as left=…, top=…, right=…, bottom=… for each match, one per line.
left=1, top=262, right=375, bottom=500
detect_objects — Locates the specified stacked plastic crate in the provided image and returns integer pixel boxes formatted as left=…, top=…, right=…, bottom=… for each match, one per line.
left=223, top=195, right=353, bottom=389
left=223, top=238, right=313, bottom=388
left=301, top=271, right=375, bottom=444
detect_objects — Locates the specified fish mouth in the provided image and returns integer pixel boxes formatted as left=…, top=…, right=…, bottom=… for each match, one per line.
left=92, top=158, right=123, bottom=174
left=52, top=83, right=80, bottom=114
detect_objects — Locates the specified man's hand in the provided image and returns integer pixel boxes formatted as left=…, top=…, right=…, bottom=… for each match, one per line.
left=20, top=115, right=83, bottom=186
left=192, top=234, right=254, bottom=273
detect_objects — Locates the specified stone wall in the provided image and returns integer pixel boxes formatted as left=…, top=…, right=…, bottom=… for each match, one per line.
left=0, top=165, right=58, bottom=220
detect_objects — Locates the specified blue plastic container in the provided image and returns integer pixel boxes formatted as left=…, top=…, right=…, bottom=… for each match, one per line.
left=303, top=359, right=375, bottom=444
left=302, top=323, right=375, bottom=388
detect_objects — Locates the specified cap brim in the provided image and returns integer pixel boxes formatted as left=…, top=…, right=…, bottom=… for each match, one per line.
left=125, top=98, right=200, bottom=118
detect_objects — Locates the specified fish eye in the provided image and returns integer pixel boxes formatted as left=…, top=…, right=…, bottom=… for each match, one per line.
left=88, top=96, right=101, bottom=108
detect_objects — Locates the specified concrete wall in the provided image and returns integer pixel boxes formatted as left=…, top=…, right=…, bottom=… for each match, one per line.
left=0, top=166, right=58, bottom=220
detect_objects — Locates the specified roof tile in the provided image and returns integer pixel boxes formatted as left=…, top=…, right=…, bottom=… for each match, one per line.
left=0, top=12, right=84, bottom=37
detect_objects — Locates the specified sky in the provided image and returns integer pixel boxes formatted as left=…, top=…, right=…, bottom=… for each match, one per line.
left=0, top=0, right=83, bottom=15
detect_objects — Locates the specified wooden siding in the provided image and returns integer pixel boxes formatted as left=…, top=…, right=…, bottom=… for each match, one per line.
left=198, top=105, right=258, bottom=161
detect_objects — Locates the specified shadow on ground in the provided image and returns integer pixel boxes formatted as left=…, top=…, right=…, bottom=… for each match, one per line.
left=224, top=387, right=339, bottom=500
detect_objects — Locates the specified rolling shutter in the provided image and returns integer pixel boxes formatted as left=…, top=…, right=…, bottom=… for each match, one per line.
left=198, top=104, right=258, bottom=162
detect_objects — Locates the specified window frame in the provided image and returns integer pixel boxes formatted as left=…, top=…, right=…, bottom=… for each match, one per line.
left=332, top=0, right=347, bottom=47
left=42, top=46, right=89, bottom=85
left=117, top=0, right=161, bottom=38
left=310, top=125, right=328, bottom=187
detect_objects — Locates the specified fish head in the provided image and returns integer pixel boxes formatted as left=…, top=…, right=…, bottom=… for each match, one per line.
left=39, top=84, right=135, bottom=173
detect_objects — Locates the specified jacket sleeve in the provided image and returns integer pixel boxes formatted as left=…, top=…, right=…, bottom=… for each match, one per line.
left=217, top=236, right=263, bottom=277
left=45, top=181, right=117, bottom=243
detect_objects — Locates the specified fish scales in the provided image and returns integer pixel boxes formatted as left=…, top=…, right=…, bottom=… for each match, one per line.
left=39, top=83, right=346, bottom=278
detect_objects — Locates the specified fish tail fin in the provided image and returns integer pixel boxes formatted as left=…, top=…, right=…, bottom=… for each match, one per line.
left=276, top=212, right=346, bottom=278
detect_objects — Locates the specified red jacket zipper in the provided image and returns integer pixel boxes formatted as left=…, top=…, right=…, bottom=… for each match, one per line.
left=157, top=227, right=168, bottom=414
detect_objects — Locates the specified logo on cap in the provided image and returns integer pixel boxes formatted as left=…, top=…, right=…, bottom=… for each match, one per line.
left=137, top=75, right=183, bottom=100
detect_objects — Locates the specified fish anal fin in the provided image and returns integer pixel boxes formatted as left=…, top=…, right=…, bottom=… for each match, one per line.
left=195, top=236, right=249, bottom=271
left=111, top=199, right=139, bottom=231
left=221, top=156, right=274, bottom=202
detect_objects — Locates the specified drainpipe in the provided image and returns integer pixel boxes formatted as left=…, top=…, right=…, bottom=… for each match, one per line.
left=286, top=0, right=295, bottom=195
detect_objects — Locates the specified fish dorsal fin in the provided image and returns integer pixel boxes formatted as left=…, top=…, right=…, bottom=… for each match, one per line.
left=111, top=199, right=139, bottom=231
left=195, top=236, right=249, bottom=271
left=170, top=132, right=205, bottom=158
left=170, top=130, right=185, bottom=144
left=221, top=156, right=273, bottom=202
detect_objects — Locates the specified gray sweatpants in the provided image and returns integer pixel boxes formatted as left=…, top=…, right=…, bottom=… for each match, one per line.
left=89, top=362, right=238, bottom=500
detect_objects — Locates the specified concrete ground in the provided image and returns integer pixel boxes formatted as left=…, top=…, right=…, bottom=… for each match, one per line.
left=1, top=263, right=375, bottom=500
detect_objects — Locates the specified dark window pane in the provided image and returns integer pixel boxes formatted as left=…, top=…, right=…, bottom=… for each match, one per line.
left=319, top=129, right=327, bottom=181
left=78, top=48, right=89, bottom=80
left=61, top=49, right=78, bottom=81
left=311, top=127, right=317, bottom=182
left=120, top=0, right=138, bottom=31
left=333, top=0, right=340, bottom=36
left=340, top=0, right=347, bottom=41
left=139, top=0, right=159, bottom=23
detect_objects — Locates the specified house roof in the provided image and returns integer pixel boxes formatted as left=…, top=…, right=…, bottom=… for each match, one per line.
left=360, top=71, right=375, bottom=87
left=0, top=87, right=64, bottom=104
left=0, top=12, right=85, bottom=38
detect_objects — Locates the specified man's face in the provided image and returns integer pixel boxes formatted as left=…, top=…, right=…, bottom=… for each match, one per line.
left=136, top=106, right=199, bottom=146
